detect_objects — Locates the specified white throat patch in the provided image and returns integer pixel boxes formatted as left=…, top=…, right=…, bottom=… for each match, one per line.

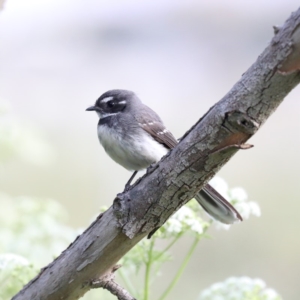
left=98, top=112, right=117, bottom=119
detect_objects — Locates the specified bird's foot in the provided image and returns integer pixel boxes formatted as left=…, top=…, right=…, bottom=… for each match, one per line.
left=124, top=182, right=131, bottom=192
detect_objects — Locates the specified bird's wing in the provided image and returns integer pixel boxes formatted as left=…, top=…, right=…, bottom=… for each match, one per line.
left=136, top=113, right=178, bottom=150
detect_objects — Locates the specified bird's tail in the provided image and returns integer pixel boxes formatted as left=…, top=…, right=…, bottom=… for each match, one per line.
left=195, top=184, right=242, bottom=224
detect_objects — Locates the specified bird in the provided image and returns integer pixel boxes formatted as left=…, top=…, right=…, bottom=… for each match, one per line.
left=86, top=89, right=242, bottom=224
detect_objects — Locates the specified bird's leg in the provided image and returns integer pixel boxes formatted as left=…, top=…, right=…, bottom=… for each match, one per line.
left=124, top=171, right=138, bottom=191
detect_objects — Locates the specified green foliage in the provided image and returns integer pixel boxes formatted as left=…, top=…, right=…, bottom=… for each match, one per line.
left=0, top=101, right=77, bottom=299
left=0, top=193, right=77, bottom=266
left=0, top=254, right=37, bottom=300
left=0, top=194, right=78, bottom=299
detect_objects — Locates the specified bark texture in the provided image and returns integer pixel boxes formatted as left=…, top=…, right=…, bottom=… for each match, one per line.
left=13, top=8, right=300, bottom=300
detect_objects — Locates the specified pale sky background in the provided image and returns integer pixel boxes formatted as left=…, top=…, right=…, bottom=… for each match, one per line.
left=1, top=1, right=300, bottom=299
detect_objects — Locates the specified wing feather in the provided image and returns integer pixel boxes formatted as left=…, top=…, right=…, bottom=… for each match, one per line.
left=135, top=110, right=178, bottom=149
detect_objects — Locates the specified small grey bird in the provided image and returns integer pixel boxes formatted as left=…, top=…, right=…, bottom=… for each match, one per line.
left=86, top=89, right=242, bottom=224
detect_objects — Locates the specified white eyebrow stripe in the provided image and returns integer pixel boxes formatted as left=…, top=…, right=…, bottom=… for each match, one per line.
left=101, top=96, right=114, bottom=103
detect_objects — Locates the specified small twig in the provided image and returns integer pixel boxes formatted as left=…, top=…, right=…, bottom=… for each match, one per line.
left=91, top=265, right=136, bottom=300
left=211, top=143, right=254, bottom=155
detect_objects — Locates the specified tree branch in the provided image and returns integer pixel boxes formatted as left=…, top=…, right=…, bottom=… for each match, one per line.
left=90, top=265, right=136, bottom=300
left=13, top=8, right=300, bottom=300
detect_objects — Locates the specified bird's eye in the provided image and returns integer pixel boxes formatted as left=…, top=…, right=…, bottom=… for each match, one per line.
left=107, top=101, right=115, bottom=108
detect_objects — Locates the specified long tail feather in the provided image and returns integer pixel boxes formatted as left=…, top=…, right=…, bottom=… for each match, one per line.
left=195, top=184, right=243, bottom=224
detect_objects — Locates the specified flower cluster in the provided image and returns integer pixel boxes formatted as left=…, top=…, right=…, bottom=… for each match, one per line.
left=0, top=193, right=77, bottom=266
left=158, top=205, right=209, bottom=238
left=199, top=276, right=281, bottom=300
left=0, top=253, right=37, bottom=300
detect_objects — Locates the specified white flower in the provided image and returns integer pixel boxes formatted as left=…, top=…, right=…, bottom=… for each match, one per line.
left=0, top=253, right=29, bottom=269
left=190, top=221, right=204, bottom=234
left=239, top=276, right=254, bottom=286
left=173, top=206, right=193, bottom=221
left=230, top=187, right=248, bottom=202
left=253, top=278, right=266, bottom=289
left=262, top=288, right=281, bottom=299
left=225, top=277, right=238, bottom=285
left=198, top=277, right=281, bottom=300
left=166, top=218, right=182, bottom=233
left=249, top=201, right=261, bottom=217
left=227, top=290, right=244, bottom=299
left=235, top=202, right=251, bottom=219
left=210, top=282, right=223, bottom=292
left=213, top=222, right=231, bottom=230
left=163, top=204, right=206, bottom=236
left=209, top=177, right=229, bottom=197
left=199, top=289, right=211, bottom=298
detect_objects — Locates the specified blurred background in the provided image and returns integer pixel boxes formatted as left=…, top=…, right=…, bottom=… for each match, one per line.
left=0, top=0, right=300, bottom=299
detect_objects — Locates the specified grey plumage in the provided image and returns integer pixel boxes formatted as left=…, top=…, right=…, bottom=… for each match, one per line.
left=87, top=89, right=242, bottom=224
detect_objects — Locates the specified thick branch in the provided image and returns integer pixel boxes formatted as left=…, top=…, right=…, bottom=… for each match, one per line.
left=13, top=8, right=300, bottom=300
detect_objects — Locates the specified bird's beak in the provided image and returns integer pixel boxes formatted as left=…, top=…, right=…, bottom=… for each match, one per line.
left=86, top=105, right=96, bottom=111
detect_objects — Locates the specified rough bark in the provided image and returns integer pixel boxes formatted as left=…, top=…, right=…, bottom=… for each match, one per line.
left=13, top=8, right=300, bottom=300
